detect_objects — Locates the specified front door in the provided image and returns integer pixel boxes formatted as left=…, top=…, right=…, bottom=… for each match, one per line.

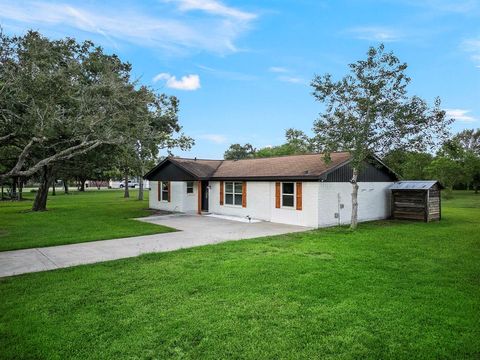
left=201, top=181, right=209, bottom=212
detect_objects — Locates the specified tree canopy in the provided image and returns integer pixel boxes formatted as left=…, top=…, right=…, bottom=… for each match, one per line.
left=310, top=44, right=452, bottom=228
left=0, top=30, right=192, bottom=209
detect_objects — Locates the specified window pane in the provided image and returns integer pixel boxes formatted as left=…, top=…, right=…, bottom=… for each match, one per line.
left=162, top=182, right=169, bottom=191
left=282, top=182, right=294, bottom=194
left=186, top=181, right=193, bottom=193
left=225, top=194, right=233, bottom=204
left=225, top=182, right=233, bottom=193
left=162, top=190, right=169, bottom=201
left=282, top=194, right=294, bottom=207
left=234, top=194, right=242, bottom=205
left=234, top=182, right=243, bottom=194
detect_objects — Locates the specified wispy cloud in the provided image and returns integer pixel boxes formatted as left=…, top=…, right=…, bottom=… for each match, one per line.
left=153, top=73, right=201, bottom=90
left=268, top=66, right=288, bottom=73
left=198, top=134, right=228, bottom=144
left=402, top=0, right=479, bottom=14
left=346, top=26, right=403, bottom=42
left=167, top=0, right=257, bottom=21
left=445, top=109, right=477, bottom=122
left=277, top=75, right=305, bottom=84
left=0, top=0, right=257, bottom=54
left=197, top=64, right=257, bottom=81
left=461, top=38, right=480, bottom=67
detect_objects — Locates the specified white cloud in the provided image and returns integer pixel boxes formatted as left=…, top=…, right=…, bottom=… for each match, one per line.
left=198, top=134, right=228, bottom=144
left=153, top=73, right=201, bottom=90
left=168, top=0, right=256, bottom=21
left=445, top=109, right=477, bottom=122
left=461, top=38, right=480, bottom=67
left=347, top=26, right=402, bottom=42
left=277, top=75, right=305, bottom=84
left=0, top=0, right=257, bottom=55
left=269, top=66, right=288, bottom=73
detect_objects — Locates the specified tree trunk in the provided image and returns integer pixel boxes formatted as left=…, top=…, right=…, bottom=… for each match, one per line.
left=124, top=170, right=130, bottom=198
left=52, top=180, right=56, bottom=196
left=64, top=180, right=69, bottom=194
left=32, top=166, right=53, bottom=211
left=79, top=178, right=86, bottom=192
left=350, top=167, right=359, bottom=230
left=18, top=178, right=23, bottom=200
left=138, top=165, right=144, bottom=201
left=11, top=177, right=18, bottom=201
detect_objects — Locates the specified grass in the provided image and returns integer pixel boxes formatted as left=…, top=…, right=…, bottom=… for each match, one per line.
left=0, top=190, right=173, bottom=251
left=0, top=192, right=479, bottom=359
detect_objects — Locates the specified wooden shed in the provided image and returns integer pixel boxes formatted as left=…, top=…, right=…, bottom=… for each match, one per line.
left=390, top=181, right=443, bottom=222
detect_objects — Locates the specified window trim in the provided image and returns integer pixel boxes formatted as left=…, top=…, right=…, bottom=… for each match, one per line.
left=159, top=181, right=169, bottom=202
left=224, top=181, right=243, bottom=206
left=186, top=181, right=194, bottom=194
left=281, top=182, right=295, bottom=208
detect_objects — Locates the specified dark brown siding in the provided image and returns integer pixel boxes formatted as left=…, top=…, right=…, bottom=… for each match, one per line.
left=326, top=161, right=396, bottom=182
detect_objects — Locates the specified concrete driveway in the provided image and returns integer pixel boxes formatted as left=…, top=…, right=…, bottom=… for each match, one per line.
left=0, top=214, right=310, bottom=278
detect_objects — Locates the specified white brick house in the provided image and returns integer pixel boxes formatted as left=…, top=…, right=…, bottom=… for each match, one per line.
left=144, top=152, right=397, bottom=228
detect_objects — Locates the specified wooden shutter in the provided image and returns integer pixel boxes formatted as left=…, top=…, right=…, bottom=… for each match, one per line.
left=220, top=181, right=224, bottom=205
left=242, top=181, right=247, bottom=208
left=158, top=181, right=161, bottom=201
left=275, top=182, right=281, bottom=208
left=296, top=182, right=302, bottom=210
left=197, top=180, right=202, bottom=214
left=167, top=181, right=171, bottom=202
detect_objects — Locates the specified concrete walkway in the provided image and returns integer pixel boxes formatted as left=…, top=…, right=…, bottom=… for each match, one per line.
left=0, top=214, right=310, bottom=278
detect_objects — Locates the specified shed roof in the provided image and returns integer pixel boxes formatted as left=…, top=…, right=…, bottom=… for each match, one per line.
left=390, top=180, right=443, bottom=190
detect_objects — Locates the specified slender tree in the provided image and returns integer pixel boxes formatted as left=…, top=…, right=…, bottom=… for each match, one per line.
left=311, top=44, right=452, bottom=229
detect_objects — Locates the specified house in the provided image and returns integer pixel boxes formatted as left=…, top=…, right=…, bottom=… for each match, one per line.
left=144, top=152, right=398, bottom=228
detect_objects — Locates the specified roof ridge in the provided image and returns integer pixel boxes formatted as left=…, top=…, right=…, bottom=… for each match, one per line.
left=172, top=151, right=351, bottom=162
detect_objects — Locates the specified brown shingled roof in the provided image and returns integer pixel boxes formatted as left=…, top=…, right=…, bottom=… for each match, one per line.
left=163, top=152, right=351, bottom=180
left=172, top=158, right=223, bottom=178
left=211, top=152, right=351, bottom=179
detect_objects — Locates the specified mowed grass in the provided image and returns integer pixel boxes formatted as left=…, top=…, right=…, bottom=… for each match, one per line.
left=0, top=190, right=173, bottom=251
left=1, top=192, right=479, bottom=359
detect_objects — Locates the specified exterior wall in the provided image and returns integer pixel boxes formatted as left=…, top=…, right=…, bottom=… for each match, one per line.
left=149, top=180, right=393, bottom=228
left=270, top=182, right=319, bottom=227
left=318, top=182, right=393, bottom=227
left=149, top=181, right=198, bottom=213
left=209, top=181, right=272, bottom=221
left=209, top=181, right=319, bottom=227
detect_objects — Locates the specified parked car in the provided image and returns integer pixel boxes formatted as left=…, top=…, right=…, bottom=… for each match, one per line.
left=109, top=180, right=139, bottom=189
left=119, top=181, right=139, bottom=188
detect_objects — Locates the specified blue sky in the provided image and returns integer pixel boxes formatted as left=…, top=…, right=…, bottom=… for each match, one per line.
left=1, top=0, right=479, bottom=158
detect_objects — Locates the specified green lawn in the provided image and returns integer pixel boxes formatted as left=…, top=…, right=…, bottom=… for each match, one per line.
left=0, top=190, right=173, bottom=251
left=0, top=192, right=479, bottom=359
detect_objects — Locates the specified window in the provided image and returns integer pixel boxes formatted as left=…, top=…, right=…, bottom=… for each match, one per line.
left=225, top=181, right=242, bottom=206
left=186, top=181, right=194, bottom=194
left=160, top=181, right=169, bottom=201
left=282, top=182, right=295, bottom=207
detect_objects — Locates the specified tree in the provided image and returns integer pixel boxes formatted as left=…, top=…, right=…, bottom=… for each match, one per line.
left=224, top=143, right=256, bottom=160
left=311, top=44, right=452, bottom=229
left=383, top=150, right=433, bottom=180
left=426, top=157, right=462, bottom=192
left=453, top=129, right=480, bottom=154
left=0, top=31, right=191, bottom=210
left=255, top=129, right=314, bottom=158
